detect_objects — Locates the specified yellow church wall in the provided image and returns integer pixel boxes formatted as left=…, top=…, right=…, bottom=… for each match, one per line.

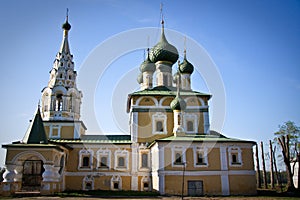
left=197, top=112, right=204, bottom=133
left=164, top=175, right=222, bottom=195
left=137, top=112, right=174, bottom=143
left=206, top=147, right=221, bottom=170
left=44, top=126, right=50, bottom=138
left=138, top=97, right=156, bottom=106
left=61, top=126, right=74, bottom=139
left=65, top=176, right=84, bottom=190
left=66, top=146, right=132, bottom=172
left=228, top=175, right=257, bottom=195
left=4, top=148, right=60, bottom=163
left=186, top=97, right=204, bottom=107
left=161, top=97, right=173, bottom=106
left=228, top=147, right=254, bottom=171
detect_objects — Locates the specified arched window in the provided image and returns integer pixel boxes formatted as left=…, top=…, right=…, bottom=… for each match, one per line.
left=114, top=182, right=119, bottom=189
left=187, top=121, right=194, bottom=132
left=55, top=94, right=63, bottom=111
left=118, top=157, right=125, bottom=167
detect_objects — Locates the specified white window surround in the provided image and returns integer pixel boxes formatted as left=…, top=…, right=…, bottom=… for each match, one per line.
left=171, top=146, right=186, bottom=167
left=49, top=124, right=61, bottom=138
left=82, top=175, right=94, bottom=190
left=111, top=175, right=122, bottom=190
left=141, top=176, right=151, bottom=191
left=152, top=112, right=167, bottom=135
left=193, top=146, right=209, bottom=167
left=78, top=149, right=94, bottom=170
left=96, top=149, right=111, bottom=169
left=114, top=149, right=129, bottom=170
left=228, top=146, right=243, bottom=167
left=139, top=150, right=150, bottom=170
left=184, top=113, right=198, bottom=134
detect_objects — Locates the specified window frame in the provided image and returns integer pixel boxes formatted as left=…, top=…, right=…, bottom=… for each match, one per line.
left=172, top=146, right=186, bottom=167
left=184, top=114, right=198, bottom=134
left=78, top=149, right=93, bottom=170
left=228, top=146, right=243, bottom=167
left=152, top=112, right=167, bottom=135
left=193, top=146, right=208, bottom=167
left=96, top=149, right=111, bottom=170
left=114, top=150, right=129, bottom=170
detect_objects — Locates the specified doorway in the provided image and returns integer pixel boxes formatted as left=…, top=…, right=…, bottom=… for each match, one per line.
left=22, top=160, right=44, bottom=190
left=188, top=180, right=203, bottom=196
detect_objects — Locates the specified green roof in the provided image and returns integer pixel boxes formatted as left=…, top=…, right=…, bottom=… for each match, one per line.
left=2, top=143, right=64, bottom=152
left=22, top=107, right=48, bottom=144
left=50, top=135, right=132, bottom=144
left=129, top=86, right=211, bottom=97
left=154, top=134, right=256, bottom=143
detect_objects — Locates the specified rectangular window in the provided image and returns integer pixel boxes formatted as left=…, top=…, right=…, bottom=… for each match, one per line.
left=82, top=156, right=90, bottom=167
left=100, top=156, right=108, bottom=167
left=141, top=154, right=148, bottom=168
left=118, top=157, right=125, bottom=167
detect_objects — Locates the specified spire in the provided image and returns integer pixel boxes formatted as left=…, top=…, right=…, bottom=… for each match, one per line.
left=22, top=105, right=48, bottom=144
left=60, top=8, right=71, bottom=54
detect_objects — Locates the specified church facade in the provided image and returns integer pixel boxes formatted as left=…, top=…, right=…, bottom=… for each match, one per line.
left=1, top=16, right=257, bottom=196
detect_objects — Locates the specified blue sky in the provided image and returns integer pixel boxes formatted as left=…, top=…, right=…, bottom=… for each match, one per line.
left=0, top=0, right=299, bottom=166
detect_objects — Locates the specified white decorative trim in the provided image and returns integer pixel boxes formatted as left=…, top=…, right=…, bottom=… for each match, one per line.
left=228, top=146, right=243, bottom=167
left=131, top=112, right=138, bottom=142
left=111, top=175, right=122, bottom=190
left=221, top=174, right=230, bottom=195
left=135, top=96, right=158, bottom=106
left=96, top=148, right=111, bottom=169
left=114, top=149, right=129, bottom=170
left=82, top=175, right=94, bottom=190
left=49, top=124, right=61, bottom=138
left=193, top=146, right=208, bottom=167
left=139, top=149, right=150, bottom=170
left=220, top=145, right=228, bottom=170
left=152, top=112, right=167, bottom=135
left=184, top=113, right=198, bottom=134
left=171, top=146, right=186, bottom=167
left=160, top=170, right=255, bottom=176
left=78, top=149, right=94, bottom=170
left=141, top=176, right=151, bottom=191
left=203, top=112, right=210, bottom=134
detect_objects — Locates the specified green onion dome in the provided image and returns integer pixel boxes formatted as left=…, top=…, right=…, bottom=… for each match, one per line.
left=149, top=28, right=179, bottom=64
left=62, top=21, right=71, bottom=31
left=140, top=57, right=155, bottom=73
left=179, top=53, right=194, bottom=74
left=137, top=73, right=143, bottom=84
left=170, top=96, right=186, bottom=111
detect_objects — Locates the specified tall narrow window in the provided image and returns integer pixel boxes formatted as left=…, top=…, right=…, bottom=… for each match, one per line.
left=197, top=153, right=203, bottom=164
left=100, top=157, right=108, bottom=167
left=187, top=121, right=194, bottom=132
left=228, top=146, right=242, bottom=166
left=232, top=154, right=237, bottom=163
left=82, top=156, right=90, bottom=167
left=156, top=121, right=163, bottom=132
left=141, top=154, right=148, bottom=168
left=55, top=94, right=63, bottom=111
left=118, top=157, right=125, bottom=167
left=175, top=153, right=182, bottom=164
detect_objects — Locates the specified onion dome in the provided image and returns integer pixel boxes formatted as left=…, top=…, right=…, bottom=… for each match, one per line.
left=137, top=73, right=143, bottom=84
left=170, top=95, right=186, bottom=111
left=179, top=50, right=194, bottom=74
left=140, top=57, right=155, bottom=73
left=62, top=21, right=71, bottom=31
left=149, top=22, right=179, bottom=64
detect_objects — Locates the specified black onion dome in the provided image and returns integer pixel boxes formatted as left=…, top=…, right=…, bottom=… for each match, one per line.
left=140, top=57, right=155, bottom=73
left=149, top=29, right=179, bottom=64
left=62, top=21, right=71, bottom=31
left=170, top=96, right=186, bottom=111
left=179, top=56, right=194, bottom=74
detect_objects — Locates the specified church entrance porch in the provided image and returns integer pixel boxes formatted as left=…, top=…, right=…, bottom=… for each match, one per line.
left=22, top=160, right=44, bottom=191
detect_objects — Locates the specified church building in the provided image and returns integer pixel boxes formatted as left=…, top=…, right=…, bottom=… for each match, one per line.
left=1, top=14, right=257, bottom=196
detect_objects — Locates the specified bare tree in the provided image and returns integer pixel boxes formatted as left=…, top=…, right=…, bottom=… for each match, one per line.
left=269, top=140, right=275, bottom=189
left=255, top=143, right=261, bottom=188
left=261, top=141, right=268, bottom=189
